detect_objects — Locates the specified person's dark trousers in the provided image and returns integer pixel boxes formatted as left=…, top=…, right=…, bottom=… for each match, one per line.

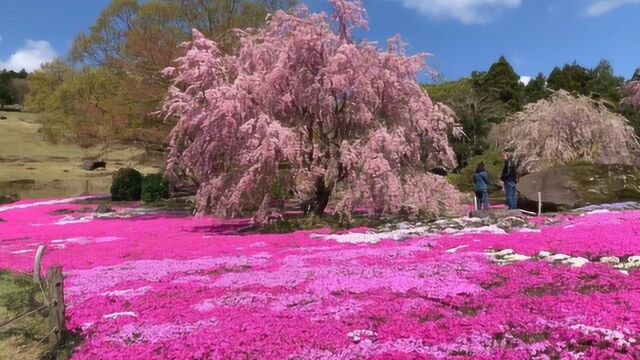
left=475, top=190, right=489, bottom=210
left=504, top=181, right=517, bottom=210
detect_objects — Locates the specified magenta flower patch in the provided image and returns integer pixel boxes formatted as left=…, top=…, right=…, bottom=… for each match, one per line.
left=1, top=198, right=640, bottom=358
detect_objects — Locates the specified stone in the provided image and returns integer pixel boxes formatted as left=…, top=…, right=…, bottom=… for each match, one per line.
left=50, top=208, right=76, bottom=215
left=0, top=193, right=19, bottom=205
left=81, top=160, right=107, bottom=171
left=517, top=164, right=640, bottom=213
left=546, top=253, right=571, bottom=262
left=494, top=249, right=514, bottom=256
left=563, top=257, right=589, bottom=267
left=503, top=254, right=531, bottom=262
left=95, top=204, right=114, bottom=213
left=599, top=256, right=620, bottom=265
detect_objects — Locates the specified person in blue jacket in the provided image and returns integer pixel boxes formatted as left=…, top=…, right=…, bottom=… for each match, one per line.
left=473, top=162, right=490, bottom=210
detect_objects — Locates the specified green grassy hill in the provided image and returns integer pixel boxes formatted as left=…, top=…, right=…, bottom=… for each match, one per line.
left=0, top=111, right=164, bottom=199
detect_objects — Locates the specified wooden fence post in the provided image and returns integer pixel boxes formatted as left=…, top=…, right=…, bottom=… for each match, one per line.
left=33, top=245, right=46, bottom=282
left=537, top=192, right=542, bottom=216
left=46, top=266, right=65, bottom=346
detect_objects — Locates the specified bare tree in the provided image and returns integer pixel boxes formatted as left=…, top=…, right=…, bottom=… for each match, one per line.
left=9, top=78, right=29, bottom=111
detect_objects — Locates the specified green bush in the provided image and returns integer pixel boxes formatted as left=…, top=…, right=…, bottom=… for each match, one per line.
left=110, top=168, right=142, bottom=201
left=141, top=173, right=169, bottom=202
left=448, top=150, right=504, bottom=193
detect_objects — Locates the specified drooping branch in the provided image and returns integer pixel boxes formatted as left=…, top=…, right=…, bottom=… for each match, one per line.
left=489, top=90, right=640, bottom=173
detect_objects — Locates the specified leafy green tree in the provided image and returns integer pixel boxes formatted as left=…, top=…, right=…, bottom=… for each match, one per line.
left=24, top=59, right=75, bottom=113
left=425, top=78, right=505, bottom=168
left=524, top=73, right=550, bottom=103
left=65, top=0, right=295, bottom=148
left=632, top=67, right=640, bottom=81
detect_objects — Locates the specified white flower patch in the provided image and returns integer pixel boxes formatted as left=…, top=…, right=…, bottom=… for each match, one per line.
left=570, top=324, right=635, bottom=347
left=564, top=257, right=589, bottom=267
left=9, top=249, right=34, bottom=254
left=51, top=236, right=122, bottom=246
left=348, top=329, right=378, bottom=344
left=446, top=245, right=468, bottom=253
left=103, top=311, right=137, bottom=319
left=315, top=221, right=510, bottom=245
left=517, top=228, right=541, bottom=233
left=53, top=215, right=93, bottom=225
left=313, top=226, right=435, bottom=244
left=0, top=196, right=97, bottom=213
left=585, top=209, right=611, bottom=215
left=101, top=286, right=151, bottom=299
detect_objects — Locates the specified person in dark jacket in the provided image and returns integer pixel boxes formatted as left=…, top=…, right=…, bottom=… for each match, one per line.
left=500, top=151, right=518, bottom=210
left=473, top=162, right=490, bottom=210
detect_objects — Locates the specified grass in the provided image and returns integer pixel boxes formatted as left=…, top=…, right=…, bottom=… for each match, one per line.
left=566, top=163, right=640, bottom=204
left=0, top=111, right=163, bottom=199
left=0, top=270, right=80, bottom=360
left=447, top=150, right=504, bottom=194
left=0, top=270, right=49, bottom=360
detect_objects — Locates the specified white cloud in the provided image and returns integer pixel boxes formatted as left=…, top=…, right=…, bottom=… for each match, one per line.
left=396, top=0, right=522, bottom=24
left=519, top=76, right=531, bottom=85
left=586, top=0, right=640, bottom=16
left=0, top=39, right=57, bottom=72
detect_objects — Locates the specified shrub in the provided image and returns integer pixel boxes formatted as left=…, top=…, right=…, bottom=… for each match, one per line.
left=110, top=168, right=142, bottom=201
left=141, top=173, right=169, bottom=202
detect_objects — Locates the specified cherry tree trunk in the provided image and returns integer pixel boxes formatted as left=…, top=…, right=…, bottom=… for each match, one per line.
left=312, top=178, right=332, bottom=216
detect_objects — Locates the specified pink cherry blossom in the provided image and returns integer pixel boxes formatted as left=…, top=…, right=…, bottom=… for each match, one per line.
left=162, top=0, right=464, bottom=221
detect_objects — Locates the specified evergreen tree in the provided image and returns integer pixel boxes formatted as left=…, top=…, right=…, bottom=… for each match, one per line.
left=524, top=73, right=549, bottom=103
left=587, top=59, right=623, bottom=102
left=473, top=56, right=524, bottom=113
left=547, top=62, right=590, bottom=95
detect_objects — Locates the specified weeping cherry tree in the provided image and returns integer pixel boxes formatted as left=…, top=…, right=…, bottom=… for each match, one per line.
left=162, top=0, right=466, bottom=221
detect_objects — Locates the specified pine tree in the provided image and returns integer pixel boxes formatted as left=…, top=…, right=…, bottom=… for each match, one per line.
left=524, top=73, right=549, bottom=103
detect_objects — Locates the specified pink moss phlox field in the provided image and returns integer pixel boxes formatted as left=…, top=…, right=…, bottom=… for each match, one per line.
left=1, top=198, right=640, bottom=359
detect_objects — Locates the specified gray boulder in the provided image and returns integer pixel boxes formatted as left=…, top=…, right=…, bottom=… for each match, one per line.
left=81, top=160, right=106, bottom=171
left=517, top=164, right=640, bottom=212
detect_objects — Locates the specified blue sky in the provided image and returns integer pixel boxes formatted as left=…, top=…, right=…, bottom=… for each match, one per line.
left=0, top=0, right=638, bottom=82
